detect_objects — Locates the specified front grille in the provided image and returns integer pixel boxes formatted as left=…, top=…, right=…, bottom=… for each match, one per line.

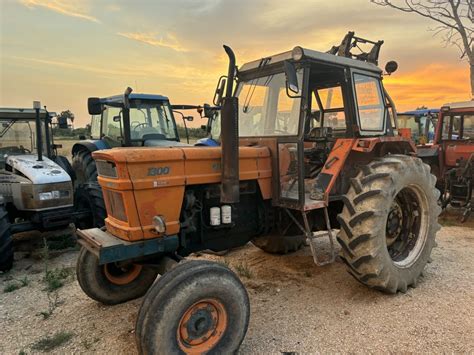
left=96, top=160, right=118, bottom=178
left=104, top=190, right=128, bottom=222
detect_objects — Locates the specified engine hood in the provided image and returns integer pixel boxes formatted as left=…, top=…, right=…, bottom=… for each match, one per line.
left=6, top=155, right=72, bottom=184
left=144, top=140, right=191, bottom=147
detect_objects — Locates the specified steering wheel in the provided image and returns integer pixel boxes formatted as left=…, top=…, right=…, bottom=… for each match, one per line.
left=133, top=122, right=149, bottom=131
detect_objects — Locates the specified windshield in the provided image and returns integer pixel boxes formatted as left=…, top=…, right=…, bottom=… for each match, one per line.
left=236, top=71, right=303, bottom=137
left=397, top=114, right=436, bottom=144
left=0, top=119, right=47, bottom=162
left=101, top=100, right=178, bottom=146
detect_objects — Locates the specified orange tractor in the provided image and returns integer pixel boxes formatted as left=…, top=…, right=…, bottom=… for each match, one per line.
left=76, top=32, right=441, bottom=353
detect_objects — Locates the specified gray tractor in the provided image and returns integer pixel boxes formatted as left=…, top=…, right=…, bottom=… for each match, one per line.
left=0, top=103, right=82, bottom=271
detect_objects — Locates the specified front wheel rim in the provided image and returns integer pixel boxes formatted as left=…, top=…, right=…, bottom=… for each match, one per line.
left=177, top=298, right=228, bottom=354
left=103, top=263, right=142, bottom=285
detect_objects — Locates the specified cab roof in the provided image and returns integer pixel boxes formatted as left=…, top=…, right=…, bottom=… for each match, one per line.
left=0, top=108, right=54, bottom=120
left=100, top=93, right=169, bottom=105
left=442, top=100, right=474, bottom=110
left=239, top=46, right=382, bottom=74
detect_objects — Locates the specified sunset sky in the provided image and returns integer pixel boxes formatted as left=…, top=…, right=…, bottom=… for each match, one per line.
left=0, top=0, right=471, bottom=127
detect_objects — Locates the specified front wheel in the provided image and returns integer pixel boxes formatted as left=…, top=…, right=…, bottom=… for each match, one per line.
left=76, top=247, right=158, bottom=305
left=337, top=155, right=441, bottom=293
left=136, top=260, right=250, bottom=354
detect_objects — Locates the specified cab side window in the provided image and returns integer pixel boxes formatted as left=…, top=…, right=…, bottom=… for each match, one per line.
left=353, top=74, right=385, bottom=132
left=463, top=115, right=473, bottom=139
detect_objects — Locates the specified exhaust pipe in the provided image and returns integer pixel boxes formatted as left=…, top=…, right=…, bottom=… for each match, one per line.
left=220, top=45, right=239, bottom=204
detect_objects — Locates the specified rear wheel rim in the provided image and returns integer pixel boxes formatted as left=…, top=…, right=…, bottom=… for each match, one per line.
left=103, top=263, right=142, bottom=285
left=177, top=298, right=227, bottom=354
left=385, top=185, right=429, bottom=268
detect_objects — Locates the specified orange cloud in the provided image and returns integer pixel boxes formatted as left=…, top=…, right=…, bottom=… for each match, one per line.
left=19, top=0, right=99, bottom=22
left=117, top=32, right=187, bottom=52
left=384, top=62, right=471, bottom=111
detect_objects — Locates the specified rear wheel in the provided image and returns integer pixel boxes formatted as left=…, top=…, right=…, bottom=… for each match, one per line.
left=72, top=149, right=97, bottom=185
left=136, top=260, right=249, bottom=354
left=76, top=247, right=158, bottom=305
left=74, top=183, right=106, bottom=229
left=0, top=205, right=13, bottom=272
left=337, top=155, right=441, bottom=293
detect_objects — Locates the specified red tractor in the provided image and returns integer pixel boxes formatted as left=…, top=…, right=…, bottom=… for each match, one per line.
left=417, top=101, right=474, bottom=221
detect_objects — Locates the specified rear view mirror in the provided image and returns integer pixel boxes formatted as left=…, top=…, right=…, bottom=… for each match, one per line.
left=185, top=116, right=194, bottom=122
left=113, top=115, right=121, bottom=122
left=88, top=97, right=102, bottom=115
left=213, top=76, right=227, bottom=106
left=284, top=61, right=299, bottom=94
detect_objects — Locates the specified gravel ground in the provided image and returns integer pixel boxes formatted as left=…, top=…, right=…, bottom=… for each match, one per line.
left=0, top=211, right=473, bottom=354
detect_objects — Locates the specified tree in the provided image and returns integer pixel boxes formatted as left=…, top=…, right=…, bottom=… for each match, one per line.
left=372, top=0, right=473, bottom=98
left=57, top=110, right=75, bottom=127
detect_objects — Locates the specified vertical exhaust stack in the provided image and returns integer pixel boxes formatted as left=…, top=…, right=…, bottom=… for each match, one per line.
left=220, top=45, right=240, bottom=204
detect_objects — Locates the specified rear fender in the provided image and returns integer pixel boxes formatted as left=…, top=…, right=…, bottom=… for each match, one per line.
left=72, top=140, right=109, bottom=156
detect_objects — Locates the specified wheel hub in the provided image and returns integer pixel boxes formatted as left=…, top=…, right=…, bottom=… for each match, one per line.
left=103, top=262, right=142, bottom=285
left=386, top=202, right=403, bottom=246
left=178, top=298, right=227, bottom=353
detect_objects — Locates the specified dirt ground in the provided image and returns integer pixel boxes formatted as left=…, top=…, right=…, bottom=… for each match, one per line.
left=0, top=210, right=473, bottom=354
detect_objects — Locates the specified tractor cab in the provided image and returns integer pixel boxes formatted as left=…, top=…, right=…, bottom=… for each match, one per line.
left=397, top=109, right=439, bottom=145
left=225, top=32, right=405, bottom=211
left=0, top=108, right=59, bottom=168
left=87, top=91, right=183, bottom=148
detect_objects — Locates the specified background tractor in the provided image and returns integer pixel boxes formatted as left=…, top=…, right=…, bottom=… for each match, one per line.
left=397, top=108, right=439, bottom=145
left=0, top=103, right=82, bottom=271
left=72, top=89, right=210, bottom=228
left=76, top=32, right=441, bottom=353
left=417, top=101, right=473, bottom=221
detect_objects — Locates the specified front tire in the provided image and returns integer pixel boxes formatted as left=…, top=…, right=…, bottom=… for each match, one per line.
left=76, top=247, right=158, bottom=305
left=74, top=183, right=106, bottom=229
left=337, top=155, right=441, bottom=293
left=72, top=149, right=97, bottom=185
left=136, top=260, right=250, bottom=354
left=0, top=205, right=13, bottom=272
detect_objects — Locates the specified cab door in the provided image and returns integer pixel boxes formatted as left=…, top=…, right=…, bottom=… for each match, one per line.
left=441, top=113, right=474, bottom=168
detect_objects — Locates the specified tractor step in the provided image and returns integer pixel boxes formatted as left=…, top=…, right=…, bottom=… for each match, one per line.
left=307, top=230, right=336, bottom=266
left=302, top=207, right=336, bottom=266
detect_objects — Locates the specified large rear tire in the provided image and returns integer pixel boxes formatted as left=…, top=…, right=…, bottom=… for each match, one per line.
left=72, top=149, right=97, bottom=185
left=136, top=260, right=249, bottom=354
left=74, top=182, right=106, bottom=229
left=337, top=155, right=441, bottom=293
left=76, top=247, right=158, bottom=305
left=0, top=205, right=13, bottom=272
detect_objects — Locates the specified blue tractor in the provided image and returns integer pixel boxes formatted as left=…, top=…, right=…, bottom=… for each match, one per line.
left=72, top=88, right=203, bottom=228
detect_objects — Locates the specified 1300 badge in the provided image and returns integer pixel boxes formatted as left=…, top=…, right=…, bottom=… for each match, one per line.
left=148, top=167, right=170, bottom=176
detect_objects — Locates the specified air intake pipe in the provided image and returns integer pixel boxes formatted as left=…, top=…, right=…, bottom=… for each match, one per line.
left=220, top=45, right=239, bottom=203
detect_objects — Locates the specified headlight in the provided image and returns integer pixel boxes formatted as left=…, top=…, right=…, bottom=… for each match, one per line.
left=38, top=190, right=69, bottom=200
left=39, top=192, right=53, bottom=201
left=152, top=215, right=166, bottom=233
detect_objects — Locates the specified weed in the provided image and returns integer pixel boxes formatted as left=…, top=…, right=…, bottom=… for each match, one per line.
left=37, top=291, right=62, bottom=319
left=32, top=331, right=74, bottom=351
left=19, top=276, right=29, bottom=287
left=43, top=267, right=73, bottom=292
left=235, top=262, right=253, bottom=278
left=3, top=282, right=20, bottom=293
left=18, top=350, right=26, bottom=355
left=3, top=276, right=29, bottom=293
